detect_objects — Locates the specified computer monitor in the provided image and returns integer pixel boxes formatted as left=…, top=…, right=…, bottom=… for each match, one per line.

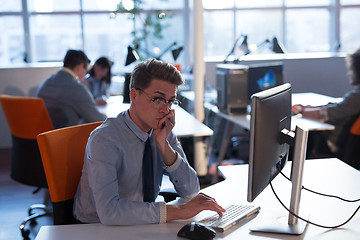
left=247, top=62, right=284, bottom=101
left=247, top=83, right=309, bottom=235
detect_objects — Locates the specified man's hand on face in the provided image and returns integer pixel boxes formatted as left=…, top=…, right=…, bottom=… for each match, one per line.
left=153, top=110, right=175, bottom=147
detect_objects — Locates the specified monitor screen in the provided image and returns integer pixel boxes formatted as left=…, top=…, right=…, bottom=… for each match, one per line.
left=247, top=83, right=292, bottom=202
left=247, top=62, right=284, bottom=101
left=247, top=83, right=309, bottom=235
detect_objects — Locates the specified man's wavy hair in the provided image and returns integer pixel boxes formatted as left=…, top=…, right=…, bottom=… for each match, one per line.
left=130, top=59, right=183, bottom=90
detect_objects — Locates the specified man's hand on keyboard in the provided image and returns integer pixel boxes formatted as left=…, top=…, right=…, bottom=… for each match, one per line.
left=166, top=193, right=225, bottom=222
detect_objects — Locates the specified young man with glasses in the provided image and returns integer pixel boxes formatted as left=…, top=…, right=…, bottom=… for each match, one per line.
left=74, top=58, right=224, bottom=225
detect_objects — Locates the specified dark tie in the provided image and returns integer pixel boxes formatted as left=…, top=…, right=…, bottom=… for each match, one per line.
left=143, top=138, right=155, bottom=202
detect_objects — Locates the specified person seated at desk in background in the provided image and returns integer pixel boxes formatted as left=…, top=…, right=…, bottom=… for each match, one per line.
left=36, top=49, right=106, bottom=129
left=73, top=58, right=225, bottom=225
left=292, top=47, right=360, bottom=159
left=82, top=57, right=113, bottom=106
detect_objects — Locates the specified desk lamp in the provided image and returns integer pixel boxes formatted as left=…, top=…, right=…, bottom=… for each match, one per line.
left=125, top=42, right=182, bottom=66
left=254, top=37, right=286, bottom=54
left=172, top=46, right=183, bottom=61
left=224, top=34, right=250, bottom=63
left=272, top=37, right=286, bottom=54
left=125, top=46, right=140, bottom=66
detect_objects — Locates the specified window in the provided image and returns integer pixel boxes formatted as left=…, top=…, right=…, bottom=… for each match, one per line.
left=203, top=0, right=360, bottom=57
left=0, top=1, right=360, bottom=67
left=30, top=15, right=82, bottom=62
left=340, top=7, right=360, bottom=52
left=83, top=13, right=133, bottom=67
left=0, top=16, right=24, bottom=64
left=285, top=9, right=330, bottom=52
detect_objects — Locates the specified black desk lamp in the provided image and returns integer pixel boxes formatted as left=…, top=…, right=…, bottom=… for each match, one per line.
left=255, top=37, right=286, bottom=54
left=224, top=34, right=250, bottom=63
left=272, top=37, right=286, bottom=54
left=124, top=42, right=182, bottom=66
left=171, top=46, right=183, bottom=61
left=125, top=46, right=140, bottom=66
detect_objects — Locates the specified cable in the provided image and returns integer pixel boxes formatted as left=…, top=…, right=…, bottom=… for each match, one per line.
left=278, top=169, right=360, bottom=203
left=269, top=181, right=360, bottom=228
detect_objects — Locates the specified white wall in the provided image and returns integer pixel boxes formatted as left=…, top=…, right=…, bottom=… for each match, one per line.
left=0, top=63, right=61, bottom=148
left=0, top=54, right=352, bottom=148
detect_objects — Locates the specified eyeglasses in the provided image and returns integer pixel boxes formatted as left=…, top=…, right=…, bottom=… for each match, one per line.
left=136, top=88, right=181, bottom=110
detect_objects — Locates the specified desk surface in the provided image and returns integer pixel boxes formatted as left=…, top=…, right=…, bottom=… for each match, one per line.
left=194, top=92, right=338, bottom=131
left=292, top=92, right=342, bottom=107
left=98, top=96, right=213, bottom=138
left=36, top=158, right=360, bottom=240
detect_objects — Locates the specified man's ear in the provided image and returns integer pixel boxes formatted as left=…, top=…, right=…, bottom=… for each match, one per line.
left=129, top=88, right=137, bottom=102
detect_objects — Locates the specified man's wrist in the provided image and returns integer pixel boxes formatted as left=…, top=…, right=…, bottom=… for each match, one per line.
left=165, top=204, right=181, bottom=222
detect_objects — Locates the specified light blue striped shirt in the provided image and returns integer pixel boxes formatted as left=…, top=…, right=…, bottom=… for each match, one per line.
left=74, top=110, right=200, bottom=225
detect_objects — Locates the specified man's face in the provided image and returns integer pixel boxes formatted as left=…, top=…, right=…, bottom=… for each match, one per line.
left=130, top=78, right=177, bottom=133
left=94, top=64, right=109, bottom=80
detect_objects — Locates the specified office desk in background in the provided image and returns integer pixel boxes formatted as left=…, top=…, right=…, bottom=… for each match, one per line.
left=181, top=91, right=341, bottom=131
left=180, top=91, right=341, bottom=168
left=35, top=158, right=360, bottom=240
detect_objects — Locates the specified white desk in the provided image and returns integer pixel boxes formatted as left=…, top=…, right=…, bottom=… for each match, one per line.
left=292, top=92, right=342, bottom=107
left=35, top=158, right=360, bottom=240
left=97, top=96, right=213, bottom=138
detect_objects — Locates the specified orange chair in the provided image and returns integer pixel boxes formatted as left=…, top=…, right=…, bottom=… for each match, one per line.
left=0, top=94, right=54, bottom=239
left=37, top=121, right=103, bottom=225
left=350, top=116, right=360, bottom=136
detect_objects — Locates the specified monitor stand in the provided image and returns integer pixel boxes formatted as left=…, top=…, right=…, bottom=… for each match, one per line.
left=250, top=125, right=309, bottom=235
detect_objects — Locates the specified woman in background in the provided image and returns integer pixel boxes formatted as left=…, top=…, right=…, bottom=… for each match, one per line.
left=292, top=48, right=360, bottom=160
left=83, top=57, right=113, bottom=105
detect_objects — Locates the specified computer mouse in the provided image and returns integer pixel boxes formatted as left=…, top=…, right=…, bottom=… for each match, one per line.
left=177, top=221, right=216, bottom=240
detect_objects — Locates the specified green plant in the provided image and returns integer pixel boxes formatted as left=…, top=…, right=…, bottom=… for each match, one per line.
left=114, top=0, right=170, bottom=59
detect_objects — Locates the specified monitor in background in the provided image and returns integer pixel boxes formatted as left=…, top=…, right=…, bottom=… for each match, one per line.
left=215, top=62, right=284, bottom=115
left=216, top=64, right=249, bottom=115
left=247, top=62, right=284, bottom=101
left=247, top=83, right=309, bottom=235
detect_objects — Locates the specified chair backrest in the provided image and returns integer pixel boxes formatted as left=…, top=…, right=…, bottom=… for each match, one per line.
left=0, top=95, right=54, bottom=187
left=37, top=121, right=102, bottom=224
left=37, top=121, right=102, bottom=202
left=0, top=94, right=54, bottom=139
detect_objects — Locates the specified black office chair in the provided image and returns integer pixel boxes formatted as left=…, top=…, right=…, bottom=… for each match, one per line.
left=342, top=115, right=360, bottom=170
left=0, top=95, right=54, bottom=239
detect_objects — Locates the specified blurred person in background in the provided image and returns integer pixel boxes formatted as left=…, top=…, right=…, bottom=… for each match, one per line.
left=83, top=57, right=113, bottom=106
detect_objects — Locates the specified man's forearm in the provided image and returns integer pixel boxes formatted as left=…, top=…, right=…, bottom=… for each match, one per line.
left=159, top=141, right=177, bottom=166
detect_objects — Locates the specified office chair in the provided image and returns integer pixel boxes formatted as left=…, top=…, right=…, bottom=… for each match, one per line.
left=0, top=95, right=54, bottom=239
left=37, top=121, right=103, bottom=225
left=342, top=115, right=360, bottom=170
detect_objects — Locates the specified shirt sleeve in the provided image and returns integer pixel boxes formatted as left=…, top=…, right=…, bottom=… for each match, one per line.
left=325, top=89, right=360, bottom=124
left=165, top=132, right=200, bottom=199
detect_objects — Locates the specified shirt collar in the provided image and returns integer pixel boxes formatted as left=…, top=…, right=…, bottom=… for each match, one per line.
left=123, top=110, right=152, bottom=142
left=62, top=67, right=79, bottom=81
